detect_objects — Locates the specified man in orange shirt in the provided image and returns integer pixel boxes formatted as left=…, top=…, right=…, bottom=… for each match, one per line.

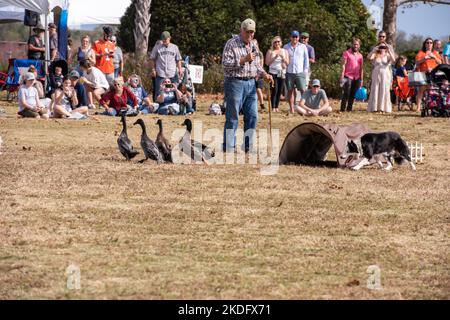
left=92, top=26, right=116, bottom=86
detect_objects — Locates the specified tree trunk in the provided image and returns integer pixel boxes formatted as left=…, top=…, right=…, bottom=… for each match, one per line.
left=383, top=0, right=398, bottom=48
left=134, top=0, right=152, bottom=57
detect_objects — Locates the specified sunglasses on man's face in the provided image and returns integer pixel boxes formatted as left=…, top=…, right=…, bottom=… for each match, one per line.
left=291, top=36, right=299, bottom=38
left=312, top=85, right=320, bottom=88
left=379, top=35, right=386, bottom=38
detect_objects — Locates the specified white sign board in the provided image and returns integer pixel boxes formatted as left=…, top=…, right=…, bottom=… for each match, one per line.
left=188, top=65, right=204, bottom=84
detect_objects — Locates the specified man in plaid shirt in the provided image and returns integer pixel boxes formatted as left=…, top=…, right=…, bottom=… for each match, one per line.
left=222, top=18, right=273, bottom=153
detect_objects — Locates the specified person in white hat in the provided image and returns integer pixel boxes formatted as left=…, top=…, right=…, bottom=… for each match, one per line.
left=295, top=79, right=331, bottom=116
left=18, top=72, right=49, bottom=119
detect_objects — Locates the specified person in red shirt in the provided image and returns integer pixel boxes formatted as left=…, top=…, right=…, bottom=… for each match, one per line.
left=92, top=26, right=116, bottom=86
left=99, top=77, right=138, bottom=116
left=415, top=38, right=442, bottom=112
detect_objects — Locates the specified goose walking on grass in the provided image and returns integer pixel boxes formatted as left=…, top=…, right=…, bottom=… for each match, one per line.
left=117, top=112, right=139, bottom=160
left=155, top=119, right=173, bottom=163
left=180, top=119, right=215, bottom=164
left=133, top=118, right=164, bottom=164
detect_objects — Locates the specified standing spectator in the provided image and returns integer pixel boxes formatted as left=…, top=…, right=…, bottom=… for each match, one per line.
left=92, top=26, right=116, bottom=86
left=111, top=36, right=123, bottom=79
left=415, top=38, right=442, bottom=112
left=79, top=59, right=110, bottom=108
left=265, top=36, right=289, bottom=113
left=373, top=31, right=395, bottom=57
left=283, top=30, right=309, bottom=114
left=443, top=36, right=450, bottom=64
left=48, top=23, right=59, bottom=62
left=69, top=70, right=89, bottom=109
left=18, top=72, right=49, bottom=119
left=149, top=31, right=183, bottom=99
left=367, top=43, right=396, bottom=113
left=295, top=79, right=331, bottom=116
left=433, top=39, right=443, bottom=55
left=100, top=77, right=138, bottom=116
left=27, top=24, right=45, bottom=60
left=69, top=35, right=96, bottom=73
left=300, top=32, right=315, bottom=86
left=256, top=51, right=266, bottom=111
left=222, top=18, right=272, bottom=152
left=339, top=38, right=364, bottom=112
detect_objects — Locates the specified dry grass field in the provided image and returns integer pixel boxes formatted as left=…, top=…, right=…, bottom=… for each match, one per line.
left=0, top=95, right=449, bottom=300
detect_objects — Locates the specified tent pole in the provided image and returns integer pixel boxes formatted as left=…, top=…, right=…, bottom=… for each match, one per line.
left=44, top=14, right=49, bottom=92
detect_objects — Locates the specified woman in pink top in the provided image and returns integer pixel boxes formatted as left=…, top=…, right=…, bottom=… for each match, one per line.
left=340, top=38, right=364, bottom=112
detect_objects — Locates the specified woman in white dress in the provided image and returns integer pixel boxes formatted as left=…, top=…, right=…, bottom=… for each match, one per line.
left=367, top=44, right=396, bottom=113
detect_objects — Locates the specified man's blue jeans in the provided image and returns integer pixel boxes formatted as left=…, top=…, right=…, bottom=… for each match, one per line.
left=223, top=77, right=258, bottom=152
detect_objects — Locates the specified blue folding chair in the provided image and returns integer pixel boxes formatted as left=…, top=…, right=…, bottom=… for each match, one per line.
left=5, top=59, right=44, bottom=101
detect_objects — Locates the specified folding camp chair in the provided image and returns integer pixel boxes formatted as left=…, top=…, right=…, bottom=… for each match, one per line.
left=4, top=58, right=44, bottom=101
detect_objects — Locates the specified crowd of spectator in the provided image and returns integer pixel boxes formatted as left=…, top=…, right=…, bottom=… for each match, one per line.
left=17, top=21, right=450, bottom=120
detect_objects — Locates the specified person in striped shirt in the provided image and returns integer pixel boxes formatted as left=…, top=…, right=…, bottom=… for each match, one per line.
left=222, top=18, right=273, bottom=153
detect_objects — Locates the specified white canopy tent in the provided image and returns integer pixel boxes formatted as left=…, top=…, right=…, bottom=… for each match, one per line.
left=0, top=0, right=131, bottom=30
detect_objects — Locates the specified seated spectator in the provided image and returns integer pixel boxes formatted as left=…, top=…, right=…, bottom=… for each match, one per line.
left=155, top=78, right=183, bottom=115
left=27, top=65, right=51, bottom=109
left=79, top=59, right=110, bottom=108
left=53, top=79, right=88, bottom=118
left=99, top=77, right=138, bottom=116
left=69, top=70, right=89, bottom=109
left=127, top=74, right=157, bottom=114
left=49, top=65, right=64, bottom=93
left=178, top=83, right=195, bottom=115
left=17, top=72, right=49, bottom=119
left=295, top=79, right=331, bottom=116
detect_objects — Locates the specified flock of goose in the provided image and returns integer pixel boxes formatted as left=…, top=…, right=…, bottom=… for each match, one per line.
left=117, top=113, right=215, bottom=164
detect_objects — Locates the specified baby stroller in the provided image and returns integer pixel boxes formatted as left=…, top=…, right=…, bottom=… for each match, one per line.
left=393, top=76, right=414, bottom=111
left=2, top=58, right=44, bottom=101
left=421, top=64, right=450, bottom=117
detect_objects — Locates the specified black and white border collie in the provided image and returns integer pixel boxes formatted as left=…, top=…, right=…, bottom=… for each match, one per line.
left=348, top=132, right=416, bottom=171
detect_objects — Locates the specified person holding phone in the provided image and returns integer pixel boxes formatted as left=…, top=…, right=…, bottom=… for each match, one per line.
left=155, top=78, right=183, bottom=115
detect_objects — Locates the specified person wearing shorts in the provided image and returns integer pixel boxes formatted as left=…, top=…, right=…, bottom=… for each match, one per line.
left=18, top=72, right=49, bottom=119
left=284, top=30, right=309, bottom=113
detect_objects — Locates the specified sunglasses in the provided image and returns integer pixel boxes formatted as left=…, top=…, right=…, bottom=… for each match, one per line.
left=379, top=35, right=386, bottom=38
left=425, top=41, right=433, bottom=44
left=114, top=83, right=122, bottom=86
left=312, top=85, right=320, bottom=88
left=274, top=40, right=281, bottom=43
left=291, top=36, right=299, bottom=38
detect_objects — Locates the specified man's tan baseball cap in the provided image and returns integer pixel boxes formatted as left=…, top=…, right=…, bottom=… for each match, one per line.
left=241, top=18, right=256, bottom=32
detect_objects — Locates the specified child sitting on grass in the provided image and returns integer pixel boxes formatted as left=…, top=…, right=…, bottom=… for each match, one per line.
left=18, top=72, right=49, bottom=119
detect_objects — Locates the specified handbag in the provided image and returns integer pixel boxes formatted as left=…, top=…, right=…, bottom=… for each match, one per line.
left=408, top=71, right=428, bottom=86
left=354, top=86, right=368, bottom=101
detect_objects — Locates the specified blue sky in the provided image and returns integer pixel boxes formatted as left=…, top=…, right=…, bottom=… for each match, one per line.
left=362, top=0, right=450, bottom=39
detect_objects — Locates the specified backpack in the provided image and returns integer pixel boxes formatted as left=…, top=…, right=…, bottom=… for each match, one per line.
left=209, top=103, right=222, bottom=115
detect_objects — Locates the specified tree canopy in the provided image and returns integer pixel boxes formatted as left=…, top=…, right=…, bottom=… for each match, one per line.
left=118, top=0, right=377, bottom=64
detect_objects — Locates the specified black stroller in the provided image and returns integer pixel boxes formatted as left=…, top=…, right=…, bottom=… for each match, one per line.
left=421, top=64, right=450, bottom=117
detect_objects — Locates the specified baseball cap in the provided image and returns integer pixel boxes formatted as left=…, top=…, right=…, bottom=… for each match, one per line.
left=69, top=70, right=80, bottom=79
left=24, top=72, right=35, bottom=81
left=103, top=26, right=113, bottom=35
left=161, top=31, right=171, bottom=40
left=301, top=32, right=309, bottom=38
left=311, top=79, right=321, bottom=87
left=291, top=30, right=300, bottom=37
left=241, top=18, right=256, bottom=32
